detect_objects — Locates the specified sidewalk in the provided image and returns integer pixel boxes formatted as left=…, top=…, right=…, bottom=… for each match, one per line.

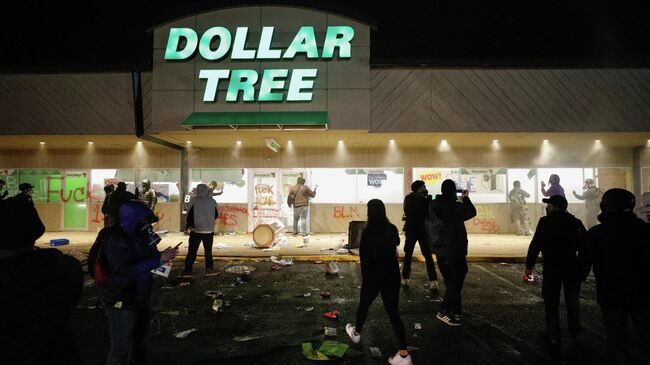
left=37, top=231, right=533, bottom=262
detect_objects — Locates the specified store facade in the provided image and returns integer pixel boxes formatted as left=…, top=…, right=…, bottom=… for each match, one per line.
left=1, top=6, right=650, bottom=235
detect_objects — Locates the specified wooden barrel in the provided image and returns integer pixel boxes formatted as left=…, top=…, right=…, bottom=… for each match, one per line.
left=252, top=222, right=283, bottom=248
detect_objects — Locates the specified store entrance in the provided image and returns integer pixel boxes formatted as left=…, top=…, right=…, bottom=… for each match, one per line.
left=248, top=168, right=310, bottom=233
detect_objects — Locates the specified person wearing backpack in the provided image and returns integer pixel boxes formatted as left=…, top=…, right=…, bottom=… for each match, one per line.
left=401, top=180, right=439, bottom=291
left=429, top=179, right=476, bottom=326
left=101, top=201, right=178, bottom=365
left=183, top=183, right=219, bottom=275
left=346, top=199, right=413, bottom=365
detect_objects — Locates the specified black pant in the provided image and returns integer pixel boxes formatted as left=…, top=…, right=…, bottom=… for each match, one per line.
left=541, top=266, right=582, bottom=343
left=184, top=232, right=214, bottom=271
left=402, top=228, right=438, bottom=281
left=601, top=307, right=650, bottom=365
left=355, top=280, right=407, bottom=350
left=437, top=256, right=468, bottom=315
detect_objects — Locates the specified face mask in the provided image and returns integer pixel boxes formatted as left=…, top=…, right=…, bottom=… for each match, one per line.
left=136, top=220, right=161, bottom=247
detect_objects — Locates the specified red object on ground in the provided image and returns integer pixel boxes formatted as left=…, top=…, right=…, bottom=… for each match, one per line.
left=323, top=309, right=340, bottom=319
left=522, top=274, right=539, bottom=283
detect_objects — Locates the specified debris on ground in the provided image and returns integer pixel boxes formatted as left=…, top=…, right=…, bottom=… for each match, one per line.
left=262, top=294, right=271, bottom=298
left=50, top=238, right=70, bottom=247
left=301, top=343, right=330, bottom=361
left=233, top=335, right=262, bottom=342
left=232, top=277, right=243, bottom=286
left=323, top=309, right=340, bottom=319
left=320, top=292, right=331, bottom=298
left=324, top=327, right=337, bottom=337
left=212, top=299, right=223, bottom=313
left=204, top=290, right=223, bottom=299
left=173, top=328, right=199, bottom=339
left=179, top=282, right=191, bottom=288
left=369, top=346, right=382, bottom=358
left=296, top=292, right=312, bottom=298
left=414, top=323, right=422, bottom=330
left=318, top=341, right=349, bottom=358
left=305, top=307, right=314, bottom=312
left=214, top=242, right=230, bottom=249
left=224, top=265, right=256, bottom=274
left=270, top=264, right=282, bottom=271
left=270, top=256, right=293, bottom=266
left=325, top=262, right=339, bottom=275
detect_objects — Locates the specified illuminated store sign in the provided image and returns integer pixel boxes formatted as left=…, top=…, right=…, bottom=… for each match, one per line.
left=164, top=26, right=355, bottom=102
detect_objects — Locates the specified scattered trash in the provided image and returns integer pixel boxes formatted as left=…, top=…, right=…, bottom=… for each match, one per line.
left=262, top=246, right=279, bottom=252
left=270, top=256, right=293, bottom=266
left=271, top=264, right=283, bottom=271
left=323, top=309, right=340, bottom=319
left=296, top=292, right=312, bottom=298
left=414, top=323, right=422, bottom=330
left=523, top=274, right=539, bottom=284
left=173, top=328, right=198, bottom=339
left=310, top=288, right=320, bottom=291
left=369, top=347, right=382, bottom=358
left=151, top=263, right=172, bottom=277
left=301, top=343, right=330, bottom=361
left=233, top=277, right=243, bottom=286
left=212, top=299, right=223, bottom=313
left=214, top=242, right=230, bottom=249
left=262, top=294, right=271, bottom=298
left=179, top=282, right=191, bottom=288
left=305, top=307, right=314, bottom=312
left=235, top=295, right=243, bottom=300
left=233, top=335, right=262, bottom=342
left=224, top=265, right=257, bottom=274
left=161, top=286, right=175, bottom=290
left=336, top=248, right=349, bottom=254
left=324, top=327, right=337, bottom=337
left=204, top=271, right=221, bottom=277
left=296, top=307, right=303, bottom=311
left=318, top=341, right=349, bottom=358
left=325, top=262, right=339, bottom=275
left=320, top=292, right=331, bottom=298
left=204, top=290, right=223, bottom=299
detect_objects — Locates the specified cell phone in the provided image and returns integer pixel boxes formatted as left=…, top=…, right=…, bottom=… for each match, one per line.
left=456, top=189, right=463, bottom=197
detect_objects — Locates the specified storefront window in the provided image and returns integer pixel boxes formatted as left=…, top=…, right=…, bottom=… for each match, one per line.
left=506, top=168, right=538, bottom=202
left=310, top=168, right=402, bottom=204
left=412, top=167, right=460, bottom=196
left=537, top=168, right=585, bottom=203
left=0, top=169, right=19, bottom=198
left=191, top=168, right=248, bottom=203
left=138, top=168, right=181, bottom=203
left=15, top=168, right=63, bottom=203
left=356, top=168, right=404, bottom=204
left=90, top=169, right=136, bottom=202
left=310, top=168, right=357, bottom=203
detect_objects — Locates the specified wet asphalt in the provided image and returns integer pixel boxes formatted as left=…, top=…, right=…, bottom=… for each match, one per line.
left=72, top=260, right=646, bottom=365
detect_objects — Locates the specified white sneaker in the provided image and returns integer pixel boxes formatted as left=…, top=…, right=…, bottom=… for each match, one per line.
left=345, top=323, right=361, bottom=344
left=388, top=352, right=413, bottom=365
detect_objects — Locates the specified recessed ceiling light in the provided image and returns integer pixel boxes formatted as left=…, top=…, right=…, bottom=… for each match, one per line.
left=88, top=141, right=94, bottom=145
left=389, top=139, right=395, bottom=143
left=236, top=140, right=242, bottom=145
left=542, top=139, right=549, bottom=143
left=137, top=141, right=143, bottom=144
left=186, top=140, right=192, bottom=144
left=492, top=139, right=499, bottom=143
left=39, top=141, right=45, bottom=145
left=595, top=139, right=601, bottom=143
left=338, top=140, right=343, bottom=143
left=441, top=139, right=448, bottom=143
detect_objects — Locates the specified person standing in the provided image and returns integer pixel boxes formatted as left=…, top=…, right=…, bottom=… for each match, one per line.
left=525, top=195, right=586, bottom=348
left=287, top=177, right=316, bottom=236
left=109, top=182, right=136, bottom=226
left=345, top=199, right=412, bottom=365
left=140, top=179, right=157, bottom=211
left=509, top=180, right=532, bottom=235
left=431, top=179, right=476, bottom=326
left=183, top=184, right=218, bottom=275
left=573, top=178, right=602, bottom=229
left=579, top=189, right=650, bottom=365
left=102, top=201, right=178, bottom=365
left=0, top=196, right=84, bottom=365
left=541, top=174, right=565, bottom=198
left=208, top=180, right=224, bottom=197
left=101, top=185, right=114, bottom=227
left=401, top=180, right=439, bottom=291
left=16, top=182, right=34, bottom=205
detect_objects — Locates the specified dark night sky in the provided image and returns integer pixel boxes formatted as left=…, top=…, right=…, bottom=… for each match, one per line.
left=1, top=0, right=649, bottom=72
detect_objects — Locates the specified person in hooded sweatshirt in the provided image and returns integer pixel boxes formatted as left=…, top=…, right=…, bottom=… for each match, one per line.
left=579, top=189, right=650, bottom=365
left=0, top=196, right=83, bottom=365
left=430, top=179, right=476, bottom=327
left=525, top=195, right=586, bottom=349
left=541, top=174, right=565, bottom=198
left=183, top=183, right=218, bottom=275
left=346, top=199, right=413, bottom=365
left=109, top=182, right=136, bottom=226
left=102, top=201, right=178, bottom=365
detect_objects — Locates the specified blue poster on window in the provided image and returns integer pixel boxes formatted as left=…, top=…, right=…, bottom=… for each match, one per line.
left=367, top=173, right=387, bottom=188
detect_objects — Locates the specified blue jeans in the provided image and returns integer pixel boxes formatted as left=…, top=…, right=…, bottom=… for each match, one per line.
left=105, top=307, right=148, bottom=365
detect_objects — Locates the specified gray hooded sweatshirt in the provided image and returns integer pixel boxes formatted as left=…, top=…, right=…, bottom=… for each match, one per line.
left=186, top=184, right=218, bottom=234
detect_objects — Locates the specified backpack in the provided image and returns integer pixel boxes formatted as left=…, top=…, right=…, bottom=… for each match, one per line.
left=87, top=227, right=114, bottom=286
left=425, top=202, right=455, bottom=250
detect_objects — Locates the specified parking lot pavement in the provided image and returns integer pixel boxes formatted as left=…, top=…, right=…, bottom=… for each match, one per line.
left=71, top=260, right=642, bottom=364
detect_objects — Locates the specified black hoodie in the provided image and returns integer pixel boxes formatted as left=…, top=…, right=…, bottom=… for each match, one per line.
left=430, top=194, right=477, bottom=257
left=525, top=211, right=586, bottom=270
left=579, top=212, right=650, bottom=311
